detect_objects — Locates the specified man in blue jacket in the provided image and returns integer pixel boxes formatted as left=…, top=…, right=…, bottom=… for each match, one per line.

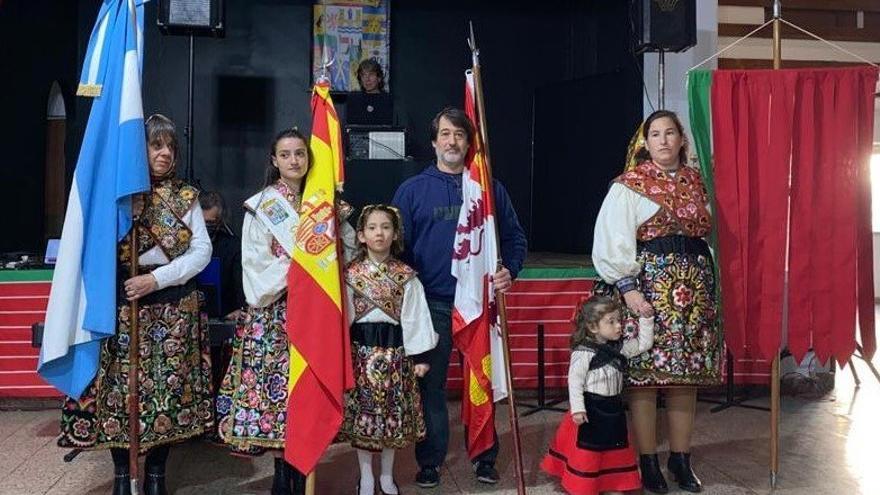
left=392, top=107, right=527, bottom=488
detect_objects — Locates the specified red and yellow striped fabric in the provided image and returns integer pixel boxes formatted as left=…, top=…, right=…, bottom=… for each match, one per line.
left=284, top=81, right=353, bottom=474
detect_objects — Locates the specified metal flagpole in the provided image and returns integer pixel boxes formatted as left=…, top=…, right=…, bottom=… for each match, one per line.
left=128, top=218, right=141, bottom=494
left=468, top=22, right=527, bottom=495
left=658, top=49, right=666, bottom=109
left=770, top=0, right=782, bottom=488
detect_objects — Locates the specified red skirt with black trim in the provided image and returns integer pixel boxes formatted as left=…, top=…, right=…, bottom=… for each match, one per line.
left=541, top=413, right=641, bottom=494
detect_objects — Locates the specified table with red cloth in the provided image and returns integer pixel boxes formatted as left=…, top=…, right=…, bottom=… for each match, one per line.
left=0, top=270, right=54, bottom=397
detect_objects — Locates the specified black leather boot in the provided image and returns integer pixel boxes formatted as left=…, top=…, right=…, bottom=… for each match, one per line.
left=110, top=448, right=132, bottom=495
left=144, top=445, right=169, bottom=495
left=667, top=451, right=702, bottom=493
left=639, top=453, right=669, bottom=494
left=272, top=457, right=292, bottom=495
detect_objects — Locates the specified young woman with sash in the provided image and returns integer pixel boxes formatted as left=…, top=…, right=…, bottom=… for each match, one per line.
left=58, top=114, right=214, bottom=495
left=215, top=128, right=355, bottom=495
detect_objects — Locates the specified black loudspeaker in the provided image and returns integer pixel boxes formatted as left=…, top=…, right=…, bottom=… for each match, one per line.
left=157, top=0, right=225, bottom=37
left=635, top=0, right=696, bottom=53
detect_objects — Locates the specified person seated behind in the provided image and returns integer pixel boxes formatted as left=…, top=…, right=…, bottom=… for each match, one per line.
left=357, top=58, right=386, bottom=94
left=200, top=191, right=244, bottom=320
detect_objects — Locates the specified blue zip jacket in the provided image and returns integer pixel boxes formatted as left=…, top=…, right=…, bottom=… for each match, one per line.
left=391, top=164, right=528, bottom=302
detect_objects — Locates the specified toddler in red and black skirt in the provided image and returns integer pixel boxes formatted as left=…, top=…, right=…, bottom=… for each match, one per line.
left=542, top=295, right=655, bottom=494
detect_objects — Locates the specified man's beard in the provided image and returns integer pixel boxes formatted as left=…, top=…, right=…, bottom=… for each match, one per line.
left=441, top=149, right=463, bottom=164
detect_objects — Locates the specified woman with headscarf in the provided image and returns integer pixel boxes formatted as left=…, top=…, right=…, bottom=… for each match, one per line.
left=58, top=114, right=214, bottom=495
left=592, top=110, right=721, bottom=494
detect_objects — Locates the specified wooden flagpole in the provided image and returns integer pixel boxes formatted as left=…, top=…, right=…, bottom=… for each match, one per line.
left=129, top=6, right=144, bottom=489
left=128, top=219, right=141, bottom=495
left=304, top=472, right=315, bottom=495
left=468, top=22, right=527, bottom=495
left=770, top=0, right=782, bottom=488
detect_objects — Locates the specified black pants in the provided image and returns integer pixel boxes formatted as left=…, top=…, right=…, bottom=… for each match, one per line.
left=415, top=299, right=499, bottom=468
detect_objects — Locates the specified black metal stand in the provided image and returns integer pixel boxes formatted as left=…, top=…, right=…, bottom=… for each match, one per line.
left=848, top=343, right=880, bottom=387
left=519, top=324, right=567, bottom=416
left=699, top=350, right=770, bottom=413
left=64, top=449, right=82, bottom=462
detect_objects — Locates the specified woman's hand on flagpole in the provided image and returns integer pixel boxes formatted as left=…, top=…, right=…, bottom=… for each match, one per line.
left=124, top=274, right=158, bottom=301
left=225, top=309, right=244, bottom=321
left=493, top=267, right=512, bottom=292
left=132, top=194, right=146, bottom=218
left=572, top=412, right=587, bottom=425
left=414, top=364, right=430, bottom=377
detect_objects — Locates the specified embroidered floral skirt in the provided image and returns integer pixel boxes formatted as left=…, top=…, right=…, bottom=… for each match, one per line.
left=58, top=288, right=214, bottom=452
left=216, top=298, right=290, bottom=455
left=594, top=235, right=722, bottom=387
left=338, top=322, right=426, bottom=451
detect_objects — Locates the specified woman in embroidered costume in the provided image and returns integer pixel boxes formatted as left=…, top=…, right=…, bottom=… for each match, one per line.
left=58, top=114, right=214, bottom=495
left=592, top=110, right=720, bottom=493
left=339, top=204, right=438, bottom=495
left=215, top=128, right=355, bottom=495
left=542, top=295, right=654, bottom=495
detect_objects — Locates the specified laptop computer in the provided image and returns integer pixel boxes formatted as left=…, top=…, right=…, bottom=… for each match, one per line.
left=346, top=92, right=393, bottom=126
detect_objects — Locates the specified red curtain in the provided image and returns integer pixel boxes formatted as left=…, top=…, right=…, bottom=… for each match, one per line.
left=711, top=66, right=877, bottom=365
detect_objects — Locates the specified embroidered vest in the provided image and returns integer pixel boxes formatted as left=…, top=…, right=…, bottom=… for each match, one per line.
left=120, top=179, right=198, bottom=263
left=615, top=161, right=712, bottom=241
left=346, top=258, right=416, bottom=322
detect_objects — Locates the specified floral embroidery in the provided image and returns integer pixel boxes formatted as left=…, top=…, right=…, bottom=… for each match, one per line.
left=216, top=298, right=291, bottom=454
left=338, top=337, right=426, bottom=451
left=121, top=179, right=199, bottom=263
left=58, top=290, right=214, bottom=451
left=339, top=259, right=425, bottom=451
left=616, top=161, right=712, bottom=241
left=346, top=258, right=416, bottom=321
left=593, top=250, right=721, bottom=387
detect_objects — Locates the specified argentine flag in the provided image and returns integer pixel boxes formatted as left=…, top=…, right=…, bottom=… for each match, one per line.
left=38, top=0, right=151, bottom=399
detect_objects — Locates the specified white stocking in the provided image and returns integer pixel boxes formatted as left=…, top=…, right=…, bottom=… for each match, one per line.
left=357, top=449, right=374, bottom=494
left=379, top=448, right=398, bottom=494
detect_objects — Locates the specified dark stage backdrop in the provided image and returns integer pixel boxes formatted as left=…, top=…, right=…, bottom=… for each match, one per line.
left=531, top=72, right=639, bottom=254
left=0, top=0, right=81, bottom=254
left=0, top=0, right=642, bottom=256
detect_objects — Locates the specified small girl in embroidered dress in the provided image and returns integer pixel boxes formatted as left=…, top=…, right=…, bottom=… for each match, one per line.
left=541, top=295, right=655, bottom=495
left=339, top=204, right=438, bottom=495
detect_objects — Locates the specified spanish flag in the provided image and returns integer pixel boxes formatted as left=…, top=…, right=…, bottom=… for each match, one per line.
left=284, top=80, right=352, bottom=474
left=451, top=70, right=509, bottom=460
